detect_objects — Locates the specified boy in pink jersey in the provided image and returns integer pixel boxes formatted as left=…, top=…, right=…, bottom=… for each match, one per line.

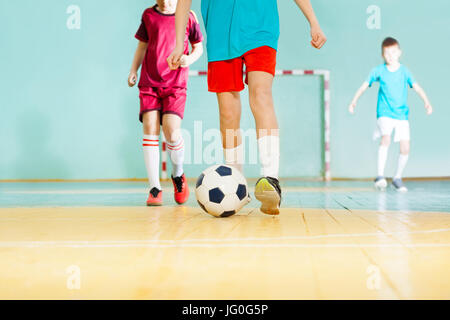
left=128, top=0, right=203, bottom=206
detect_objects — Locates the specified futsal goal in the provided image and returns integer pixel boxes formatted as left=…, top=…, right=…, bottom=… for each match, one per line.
left=161, top=69, right=331, bottom=181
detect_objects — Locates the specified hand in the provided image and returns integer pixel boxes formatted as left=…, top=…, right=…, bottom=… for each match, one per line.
left=349, top=102, right=356, bottom=114
left=128, top=72, right=137, bottom=87
left=167, top=45, right=184, bottom=70
left=310, top=24, right=327, bottom=49
left=425, top=103, right=433, bottom=115
left=180, top=55, right=191, bottom=68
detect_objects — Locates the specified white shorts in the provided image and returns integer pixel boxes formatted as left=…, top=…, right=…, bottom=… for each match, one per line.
left=373, top=117, right=410, bottom=142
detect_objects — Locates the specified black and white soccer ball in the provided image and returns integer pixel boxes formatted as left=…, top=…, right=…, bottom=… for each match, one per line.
left=195, top=165, right=249, bottom=218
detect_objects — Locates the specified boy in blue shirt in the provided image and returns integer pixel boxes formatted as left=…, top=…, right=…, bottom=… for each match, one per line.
left=168, top=0, right=327, bottom=215
left=349, top=37, right=433, bottom=192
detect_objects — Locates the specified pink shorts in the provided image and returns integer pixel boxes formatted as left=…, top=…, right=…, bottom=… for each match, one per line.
left=139, top=87, right=187, bottom=122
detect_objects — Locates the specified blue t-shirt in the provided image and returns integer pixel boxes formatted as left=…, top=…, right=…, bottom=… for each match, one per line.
left=366, top=64, right=416, bottom=120
left=201, top=0, right=280, bottom=62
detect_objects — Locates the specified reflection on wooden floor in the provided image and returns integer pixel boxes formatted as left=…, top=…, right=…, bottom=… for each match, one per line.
left=1, top=206, right=449, bottom=299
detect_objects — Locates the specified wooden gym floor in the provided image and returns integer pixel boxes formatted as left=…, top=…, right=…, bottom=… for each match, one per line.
left=0, top=180, right=449, bottom=299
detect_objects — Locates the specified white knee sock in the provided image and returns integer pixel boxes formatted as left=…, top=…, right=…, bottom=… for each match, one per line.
left=394, top=154, right=409, bottom=179
left=377, top=145, right=388, bottom=177
left=167, top=137, right=185, bottom=178
left=224, top=144, right=244, bottom=173
left=143, top=135, right=161, bottom=190
left=258, top=135, right=280, bottom=179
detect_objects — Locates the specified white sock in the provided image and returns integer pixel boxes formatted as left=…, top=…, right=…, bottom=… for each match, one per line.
left=394, top=154, right=409, bottom=179
left=257, top=135, right=280, bottom=179
left=143, top=135, right=161, bottom=190
left=167, top=137, right=185, bottom=178
left=377, top=145, right=388, bottom=177
left=224, top=144, right=244, bottom=173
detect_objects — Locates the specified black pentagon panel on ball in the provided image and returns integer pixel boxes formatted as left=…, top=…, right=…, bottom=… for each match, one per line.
left=197, top=200, right=207, bottom=213
left=215, top=165, right=232, bottom=177
left=236, top=184, right=247, bottom=201
left=209, top=187, right=225, bottom=204
left=221, top=210, right=236, bottom=218
left=196, top=173, right=205, bottom=188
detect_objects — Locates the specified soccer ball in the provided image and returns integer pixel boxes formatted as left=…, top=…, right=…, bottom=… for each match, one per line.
left=195, top=165, right=249, bottom=218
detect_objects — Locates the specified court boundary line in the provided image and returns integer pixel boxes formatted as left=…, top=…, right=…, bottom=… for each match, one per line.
left=0, top=242, right=449, bottom=248
left=2, top=186, right=373, bottom=195
left=0, top=228, right=449, bottom=248
left=1, top=176, right=449, bottom=183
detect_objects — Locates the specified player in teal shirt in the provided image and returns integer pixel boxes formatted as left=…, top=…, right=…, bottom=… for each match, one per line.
left=366, top=63, right=416, bottom=121
left=349, top=37, right=433, bottom=192
left=201, top=0, right=280, bottom=62
left=169, top=0, right=327, bottom=215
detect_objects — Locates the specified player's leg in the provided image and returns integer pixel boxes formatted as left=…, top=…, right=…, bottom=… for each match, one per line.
left=216, top=91, right=252, bottom=205
left=392, top=120, right=410, bottom=192
left=248, top=71, right=279, bottom=176
left=208, top=58, right=251, bottom=205
left=396, top=140, right=410, bottom=180
left=161, top=88, right=189, bottom=204
left=375, top=117, right=394, bottom=190
left=208, top=58, right=246, bottom=174
left=217, top=91, right=244, bottom=173
left=244, top=46, right=280, bottom=215
left=392, top=139, right=409, bottom=192
left=247, top=70, right=281, bottom=215
left=163, top=114, right=184, bottom=177
left=162, top=114, right=189, bottom=204
left=375, top=135, right=390, bottom=190
left=142, top=110, right=163, bottom=206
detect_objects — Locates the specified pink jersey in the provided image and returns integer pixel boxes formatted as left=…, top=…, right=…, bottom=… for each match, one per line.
left=135, top=6, right=203, bottom=88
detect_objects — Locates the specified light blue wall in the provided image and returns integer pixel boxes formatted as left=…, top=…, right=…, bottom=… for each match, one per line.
left=0, top=0, right=449, bottom=180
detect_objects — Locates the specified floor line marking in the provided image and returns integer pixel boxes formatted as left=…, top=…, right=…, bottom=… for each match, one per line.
left=2, top=187, right=373, bottom=195
left=0, top=228, right=449, bottom=244
left=0, top=242, right=449, bottom=248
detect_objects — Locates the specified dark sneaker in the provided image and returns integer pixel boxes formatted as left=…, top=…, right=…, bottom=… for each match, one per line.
left=147, top=187, right=163, bottom=206
left=254, top=176, right=282, bottom=215
left=392, top=178, right=408, bottom=192
left=172, top=174, right=189, bottom=204
left=374, top=176, right=387, bottom=190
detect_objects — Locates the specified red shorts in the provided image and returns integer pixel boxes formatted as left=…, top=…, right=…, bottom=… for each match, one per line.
left=139, top=87, right=187, bottom=123
left=207, top=46, right=277, bottom=93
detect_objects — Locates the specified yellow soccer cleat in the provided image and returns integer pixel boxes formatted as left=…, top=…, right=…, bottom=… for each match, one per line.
left=254, top=177, right=282, bottom=215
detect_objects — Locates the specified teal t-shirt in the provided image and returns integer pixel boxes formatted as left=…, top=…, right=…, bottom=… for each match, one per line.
left=366, top=64, right=416, bottom=120
left=201, top=0, right=280, bottom=62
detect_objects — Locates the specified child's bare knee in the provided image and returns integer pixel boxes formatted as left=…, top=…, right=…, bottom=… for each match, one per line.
left=143, top=125, right=159, bottom=136
left=250, top=85, right=272, bottom=104
left=163, top=126, right=181, bottom=143
left=220, top=107, right=239, bottom=123
left=380, top=136, right=391, bottom=146
left=400, top=141, right=410, bottom=154
left=142, top=113, right=160, bottom=135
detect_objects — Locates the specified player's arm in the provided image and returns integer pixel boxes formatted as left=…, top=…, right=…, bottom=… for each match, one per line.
left=180, top=42, right=204, bottom=68
left=293, top=0, right=327, bottom=49
left=348, top=82, right=370, bottom=114
left=128, top=41, right=148, bottom=87
left=412, top=83, right=433, bottom=115
left=167, top=0, right=192, bottom=70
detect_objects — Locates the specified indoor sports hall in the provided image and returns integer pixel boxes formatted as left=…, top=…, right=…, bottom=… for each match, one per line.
left=1, top=1, right=449, bottom=300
